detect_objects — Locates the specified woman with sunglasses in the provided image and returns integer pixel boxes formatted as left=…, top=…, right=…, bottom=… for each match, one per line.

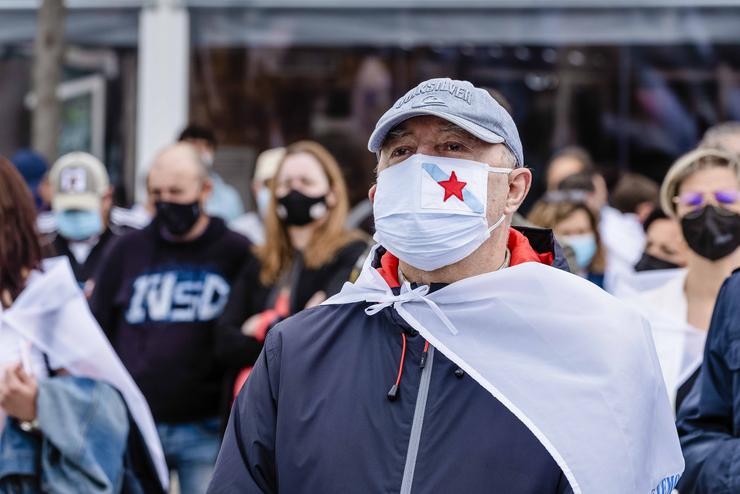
left=635, top=147, right=740, bottom=410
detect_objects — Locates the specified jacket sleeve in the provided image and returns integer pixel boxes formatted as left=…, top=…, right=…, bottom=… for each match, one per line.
left=88, top=237, right=124, bottom=340
left=37, top=376, right=130, bottom=493
left=208, top=329, right=281, bottom=493
left=214, top=258, right=266, bottom=368
left=676, top=274, right=740, bottom=494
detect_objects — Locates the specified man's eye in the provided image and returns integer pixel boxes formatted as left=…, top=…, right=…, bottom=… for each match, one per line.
left=390, top=147, right=410, bottom=158
left=445, top=142, right=465, bottom=152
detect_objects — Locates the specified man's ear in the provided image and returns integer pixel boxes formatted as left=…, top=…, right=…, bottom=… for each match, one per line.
left=368, top=184, right=377, bottom=203
left=503, top=168, right=532, bottom=215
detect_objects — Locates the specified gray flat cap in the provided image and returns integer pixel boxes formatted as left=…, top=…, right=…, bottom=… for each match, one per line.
left=368, top=78, right=524, bottom=167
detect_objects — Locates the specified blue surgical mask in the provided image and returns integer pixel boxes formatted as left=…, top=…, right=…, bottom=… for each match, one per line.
left=562, top=233, right=597, bottom=271
left=56, top=210, right=103, bottom=241
left=256, top=187, right=272, bottom=219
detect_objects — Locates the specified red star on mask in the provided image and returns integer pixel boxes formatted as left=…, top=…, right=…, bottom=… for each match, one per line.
left=437, top=170, right=467, bottom=202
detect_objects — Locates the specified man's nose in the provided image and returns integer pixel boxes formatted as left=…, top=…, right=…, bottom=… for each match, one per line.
left=159, top=191, right=176, bottom=202
left=416, top=143, right=436, bottom=156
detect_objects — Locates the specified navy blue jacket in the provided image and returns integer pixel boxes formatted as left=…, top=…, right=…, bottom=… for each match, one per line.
left=677, top=269, right=740, bottom=494
left=209, top=228, right=573, bottom=494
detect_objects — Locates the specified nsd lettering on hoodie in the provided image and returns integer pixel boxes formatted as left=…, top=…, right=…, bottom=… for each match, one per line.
left=126, top=268, right=230, bottom=324
left=90, top=217, right=251, bottom=423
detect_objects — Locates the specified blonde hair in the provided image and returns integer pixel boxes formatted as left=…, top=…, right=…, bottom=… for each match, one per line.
left=699, top=122, right=740, bottom=152
left=257, top=140, right=365, bottom=286
left=659, top=147, right=740, bottom=218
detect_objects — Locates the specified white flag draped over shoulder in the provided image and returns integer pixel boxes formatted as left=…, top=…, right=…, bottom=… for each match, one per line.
left=324, top=245, right=684, bottom=494
left=612, top=269, right=705, bottom=411
left=0, top=257, right=169, bottom=490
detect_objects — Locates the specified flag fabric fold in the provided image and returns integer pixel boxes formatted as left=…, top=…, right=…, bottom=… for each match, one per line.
left=0, top=257, right=169, bottom=490
left=324, top=245, right=684, bottom=494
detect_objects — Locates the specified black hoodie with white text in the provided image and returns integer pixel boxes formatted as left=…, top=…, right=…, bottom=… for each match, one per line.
left=90, top=217, right=251, bottom=423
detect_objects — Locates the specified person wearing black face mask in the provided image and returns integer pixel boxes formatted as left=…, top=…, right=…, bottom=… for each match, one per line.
left=622, top=148, right=740, bottom=413
left=214, top=140, right=368, bottom=414
left=633, top=206, right=689, bottom=272
left=88, top=143, right=252, bottom=494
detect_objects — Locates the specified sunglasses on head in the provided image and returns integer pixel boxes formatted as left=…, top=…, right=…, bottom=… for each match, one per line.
left=673, top=189, right=739, bottom=208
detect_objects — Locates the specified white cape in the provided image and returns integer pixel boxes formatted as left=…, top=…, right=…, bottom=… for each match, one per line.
left=613, top=269, right=705, bottom=410
left=0, top=257, right=168, bottom=490
left=324, top=245, right=684, bottom=494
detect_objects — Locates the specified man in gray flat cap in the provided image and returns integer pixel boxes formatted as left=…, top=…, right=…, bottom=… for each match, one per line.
left=208, top=79, right=683, bottom=494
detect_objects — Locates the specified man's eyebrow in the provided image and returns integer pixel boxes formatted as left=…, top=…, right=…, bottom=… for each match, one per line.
left=438, top=123, right=478, bottom=142
left=381, top=126, right=412, bottom=151
left=385, top=126, right=411, bottom=142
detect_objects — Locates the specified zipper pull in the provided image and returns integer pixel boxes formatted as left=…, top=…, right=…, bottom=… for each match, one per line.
left=420, top=341, right=430, bottom=368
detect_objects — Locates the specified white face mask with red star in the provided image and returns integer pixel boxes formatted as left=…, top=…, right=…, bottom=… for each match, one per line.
left=373, top=153, right=511, bottom=271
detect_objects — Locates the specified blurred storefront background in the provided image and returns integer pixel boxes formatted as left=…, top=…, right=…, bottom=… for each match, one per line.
left=2, top=0, right=740, bottom=211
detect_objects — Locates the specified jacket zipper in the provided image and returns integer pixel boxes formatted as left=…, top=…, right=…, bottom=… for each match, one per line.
left=399, top=346, right=435, bottom=494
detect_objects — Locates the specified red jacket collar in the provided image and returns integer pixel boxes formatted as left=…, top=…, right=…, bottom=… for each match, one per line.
left=376, top=227, right=554, bottom=289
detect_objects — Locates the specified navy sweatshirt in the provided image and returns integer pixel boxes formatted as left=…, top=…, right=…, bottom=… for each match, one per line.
left=677, top=269, right=740, bottom=493
left=90, top=217, right=251, bottom=423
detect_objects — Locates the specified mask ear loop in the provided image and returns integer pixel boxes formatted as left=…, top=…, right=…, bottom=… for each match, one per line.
left=487, top=167, right=514, bottom=175
left=485, top=166, right=512, bottom=234
left=487, top=214, right=506, bottom=234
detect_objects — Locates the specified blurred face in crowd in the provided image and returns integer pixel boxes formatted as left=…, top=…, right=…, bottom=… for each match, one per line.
left=552, top=207, right=599, bottom=272
left=273, top=152, right=336, bottom=228
left=644, top=218, right=689, bottom=267
left=674, top=167, right=740, bottom=219
left=553, top=208, right=593, bottom=237
left=147, top=144, right=213, bottom=239
left=546, top=155, right=585, bottom=191
left=673, top=165, right=740, bottom=262
left=275, top=152, right=332, bottom=200
left=373, top=115, right=529, bottom=234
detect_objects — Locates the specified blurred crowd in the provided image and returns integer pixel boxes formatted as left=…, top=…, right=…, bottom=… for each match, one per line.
left=0, top=96, right=739, bottom=493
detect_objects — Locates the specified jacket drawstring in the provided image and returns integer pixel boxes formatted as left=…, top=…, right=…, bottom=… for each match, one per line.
left=387, top=332, right=407, bottom=401
left=388, top=336, right=431, bottom=401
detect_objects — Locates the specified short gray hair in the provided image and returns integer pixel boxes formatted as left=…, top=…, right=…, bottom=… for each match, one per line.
left=498, top=145, right=518, bottom=169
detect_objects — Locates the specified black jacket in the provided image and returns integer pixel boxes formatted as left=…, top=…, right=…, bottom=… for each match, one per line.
left=208, top=228, right=574, bottom=494
left=214, top=238, right=368, bottom=369
left=45, top=227, right=120, bottom=288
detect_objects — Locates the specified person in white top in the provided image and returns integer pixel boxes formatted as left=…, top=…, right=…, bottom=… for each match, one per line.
left=630, top=146, right=740, bottom=410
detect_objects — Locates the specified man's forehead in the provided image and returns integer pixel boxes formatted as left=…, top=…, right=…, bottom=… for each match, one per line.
left=383, top=117, right=478, bottom=144
left=149, top=161, right=200, bottom=187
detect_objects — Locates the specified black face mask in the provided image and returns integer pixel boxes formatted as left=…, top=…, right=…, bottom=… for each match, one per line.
left=155, top=200, right=201, bottom=237
left=276, top=190, right=327, bottom=226
left=680, top=205, right=740, bottom=261
left=634, top=253, right=681, bottom=272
